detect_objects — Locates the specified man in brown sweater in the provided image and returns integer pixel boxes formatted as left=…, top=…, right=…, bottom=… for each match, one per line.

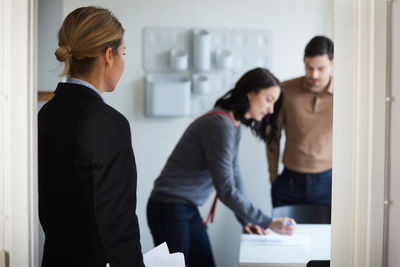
left=267, top=36, right=334, bottom=208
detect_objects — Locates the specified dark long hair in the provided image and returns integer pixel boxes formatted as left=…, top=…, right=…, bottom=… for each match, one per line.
left=214, top=68, right=283, bottom=146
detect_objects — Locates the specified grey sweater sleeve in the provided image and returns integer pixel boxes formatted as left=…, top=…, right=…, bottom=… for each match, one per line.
left=202, top=117, right=272, bottom=229
left=232, top=151, right=247, bottom=226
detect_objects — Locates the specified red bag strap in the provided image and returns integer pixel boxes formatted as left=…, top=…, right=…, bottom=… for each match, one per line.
left=196, top=110, right=236, bottom=127
left=202, top=194, right=218, bottom=227
left=196, top=110, right=235, bottom=227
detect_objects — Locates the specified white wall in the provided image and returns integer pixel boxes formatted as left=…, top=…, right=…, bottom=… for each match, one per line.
left=38, top=1, right=333, bottom=266
left=388, top=0, right=400, bottom=266
left=38, top=0, right=63, bottom=91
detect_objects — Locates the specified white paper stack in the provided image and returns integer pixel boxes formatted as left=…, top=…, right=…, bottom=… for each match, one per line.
left=241, top=232, right=311, bottom=247
left=143, top=242, right=186, bottom=267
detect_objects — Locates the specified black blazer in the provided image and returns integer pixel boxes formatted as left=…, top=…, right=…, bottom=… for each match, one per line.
left=38, top=83, right=144, bottom=267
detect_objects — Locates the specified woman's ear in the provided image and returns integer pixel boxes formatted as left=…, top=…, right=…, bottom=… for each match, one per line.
left=104, top=47, right=113, bottom=67
left=247, top=91, right=254, bottom=101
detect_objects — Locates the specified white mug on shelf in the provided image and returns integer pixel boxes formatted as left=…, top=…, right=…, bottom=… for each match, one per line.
left=170, top=49, right=188, bottom=71
left=216, top=49, right=233, bottom=70
left=192, top=74, right=210, bottom=95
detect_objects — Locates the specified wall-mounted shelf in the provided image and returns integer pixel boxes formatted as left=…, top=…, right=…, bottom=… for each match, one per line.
left=145, top=73, right=191, bottom=117
left=143, top=26, right=272, bottom=74
left=143, top=26, right=272, bottom=118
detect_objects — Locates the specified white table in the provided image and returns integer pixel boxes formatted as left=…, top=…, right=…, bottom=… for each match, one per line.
left=239, top=224, right=330, bottom=267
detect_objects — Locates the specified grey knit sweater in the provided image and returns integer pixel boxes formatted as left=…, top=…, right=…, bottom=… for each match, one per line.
left=150, top=108, right=272, bottom=228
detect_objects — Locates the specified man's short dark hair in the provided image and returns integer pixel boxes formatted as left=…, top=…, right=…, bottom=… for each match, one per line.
left=304, top=36, right=334, bottom=60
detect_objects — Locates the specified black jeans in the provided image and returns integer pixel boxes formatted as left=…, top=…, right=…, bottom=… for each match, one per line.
left=146, top=198, right=215, bottom=267
left=271, top=167, right=332, bottom=208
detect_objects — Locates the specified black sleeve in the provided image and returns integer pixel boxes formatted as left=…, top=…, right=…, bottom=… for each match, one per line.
left=91, top=113, right=144, bottom=267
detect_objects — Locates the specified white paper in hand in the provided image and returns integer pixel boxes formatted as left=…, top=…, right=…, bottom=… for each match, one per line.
left=143, top=242, right=169, bottom=259
left=143, top=242, right=185, bottom=267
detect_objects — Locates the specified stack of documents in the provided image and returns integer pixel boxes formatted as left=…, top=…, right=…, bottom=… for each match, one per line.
left=242, top=232, right=311, bottom=246
left=143, top=242, right=185, bottom=267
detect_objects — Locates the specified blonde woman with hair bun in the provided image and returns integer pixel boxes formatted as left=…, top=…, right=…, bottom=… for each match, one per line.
left=38, top=6, right=145, bottom=267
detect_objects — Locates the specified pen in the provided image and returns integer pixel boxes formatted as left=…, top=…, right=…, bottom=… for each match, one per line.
left=282, top=218, right=293, bottom=226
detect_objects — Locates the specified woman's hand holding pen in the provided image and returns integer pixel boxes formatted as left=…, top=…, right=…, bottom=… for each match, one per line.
left=269, top=217, right=297, bottom=235
left=243, top=223, right=270, bottom=235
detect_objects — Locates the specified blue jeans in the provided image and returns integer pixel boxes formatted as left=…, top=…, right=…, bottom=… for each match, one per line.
left=271, top=167, right=332, bottom=208
left=146, top=198, right=215, bottom=267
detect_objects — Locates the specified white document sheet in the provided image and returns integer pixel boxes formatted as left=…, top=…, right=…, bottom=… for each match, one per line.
left=241, top=232, right=311, bottom=246
left=106, top=242, right=185, bottom=267
left=143, top=242, right=185, bottom=267
left=143, top=242, right=170, bottom=258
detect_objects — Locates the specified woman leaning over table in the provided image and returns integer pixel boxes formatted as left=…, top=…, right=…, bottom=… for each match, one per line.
left=147, top=68, right=297, bottom=267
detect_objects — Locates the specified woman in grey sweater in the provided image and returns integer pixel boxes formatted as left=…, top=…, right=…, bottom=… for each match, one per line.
left=147, top=68, right=296, bottom=267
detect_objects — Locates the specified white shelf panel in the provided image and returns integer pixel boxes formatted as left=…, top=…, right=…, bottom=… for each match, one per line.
left=190, top=71, right=233, bottom=117
left=143, top=26, right=190, bottom=73
left=231, top=28, right=272, bottom=73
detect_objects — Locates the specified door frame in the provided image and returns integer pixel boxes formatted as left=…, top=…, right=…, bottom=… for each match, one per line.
left=332, top=0, right=388, bottom=266
left=0, top=0, right=39, bottom=266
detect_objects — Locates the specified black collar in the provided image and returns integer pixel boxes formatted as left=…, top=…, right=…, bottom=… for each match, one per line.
left=54, top=82, right=104, bottom=102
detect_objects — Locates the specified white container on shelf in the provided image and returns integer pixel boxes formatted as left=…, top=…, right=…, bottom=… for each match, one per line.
left=192, top=74, right=210, bottom=95
left=170, top=49, right=188, bottom=71
left=193, top=29, right=211, bottom=71
left=216, top=49, right=233, bottom=70
left=146, top=74, right=191, bottom=117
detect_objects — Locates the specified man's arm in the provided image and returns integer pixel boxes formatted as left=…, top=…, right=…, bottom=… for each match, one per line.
left=266, top=105, right=284, bottom=184
left=266, top=137, right=280, bottom=184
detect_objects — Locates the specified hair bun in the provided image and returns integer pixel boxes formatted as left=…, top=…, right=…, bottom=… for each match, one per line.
left=55, top=45, right=72, bottom=62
